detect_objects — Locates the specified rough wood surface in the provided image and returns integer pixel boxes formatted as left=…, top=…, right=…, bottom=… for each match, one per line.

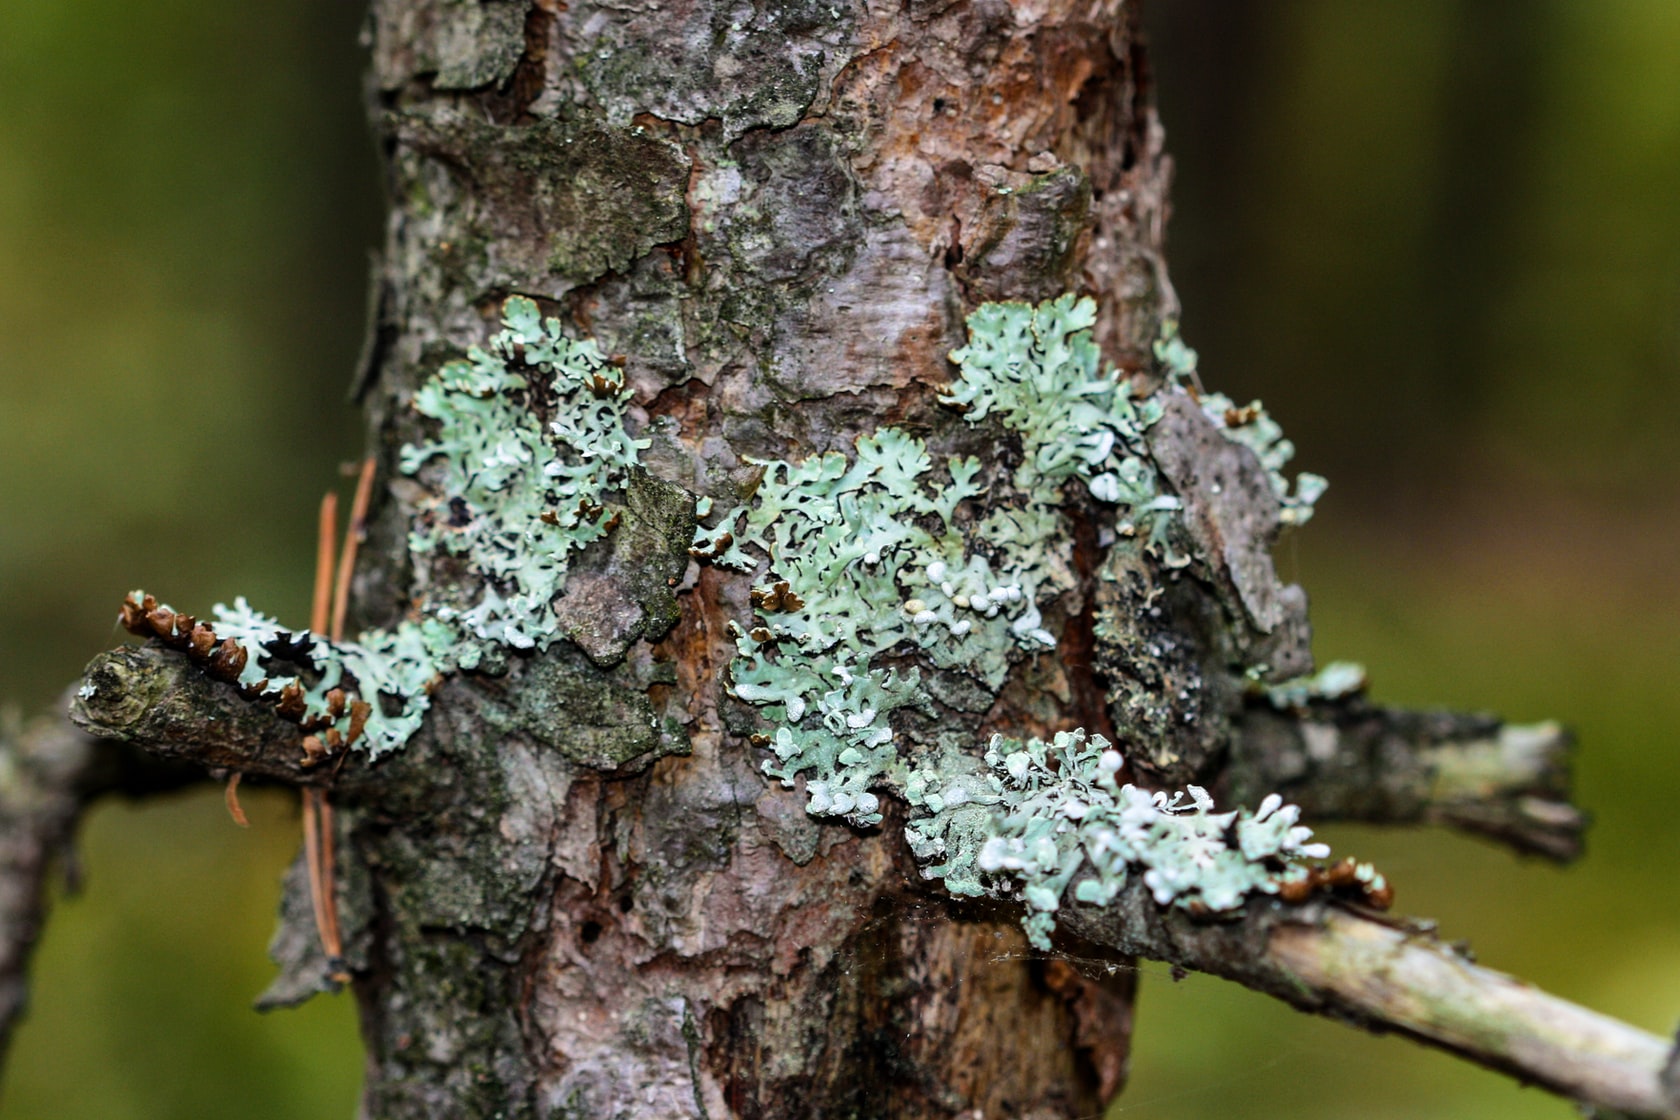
left=1228, top=697, right=1585, bottom=860
left=1062, top=892, right=1680, bottom=1117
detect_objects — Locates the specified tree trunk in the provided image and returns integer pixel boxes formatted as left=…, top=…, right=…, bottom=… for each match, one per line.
left=342, top=1, right=1164, bottom=1115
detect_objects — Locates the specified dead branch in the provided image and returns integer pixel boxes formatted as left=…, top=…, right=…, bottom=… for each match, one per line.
left=70, top=645, right=350, bottom=788
left=1228, top=697, right=1584, bottom=861
left=1061, top=886, right=1676, bottom=1117
left=0, top=701, right=198, bottom=1057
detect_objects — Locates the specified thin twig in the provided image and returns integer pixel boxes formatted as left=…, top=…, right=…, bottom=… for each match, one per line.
left=1061, top=891, right=1680, bottom=1117
left=1268, top=909, right=1675, bottom=1115
left=306, top=489, right=348, bottom=982
left=0, top=708, right=200, bottom=1063
left=312, top=493, right=338, bottom=642
left=301, top=788, right=332, bottom=963
left=1227, top=700, right=1584, bottom=861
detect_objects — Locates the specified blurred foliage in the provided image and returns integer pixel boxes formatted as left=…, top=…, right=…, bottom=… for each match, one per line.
left=0, top=0, right=1675, bottom=1117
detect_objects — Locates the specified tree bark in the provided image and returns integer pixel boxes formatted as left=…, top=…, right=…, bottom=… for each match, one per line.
left=342, top=1, right=1165, bottom=1115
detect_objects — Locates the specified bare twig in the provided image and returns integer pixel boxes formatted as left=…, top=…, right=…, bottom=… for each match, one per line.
left=306, top=485, right=354, bottom=982
left=312, top=492, right=338, bottom=646
left=1228, top=698, right=1585, bottom=861
left=1269, top=910, right=1673, bottom=1114
left=1061, top=887, right=1678, bottom=1117
left=330, top=457, right=377, bottom=643
left=223, top=771, right=249, bottom=828
left=0, top=705, right=199, bottom=1059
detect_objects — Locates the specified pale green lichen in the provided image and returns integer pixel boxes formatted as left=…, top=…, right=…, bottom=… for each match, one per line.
left=697, top=295, right=1349, bottom=945
left=706, top=428, right=1018, bottom=825
left=944, top=295, right=1167, bottom=511
left=209, top=597, right=437, bottom=758
left=401, top=295, right=649, bottom=666
left=906, top=729, right=1331, bottom=949
left=694, top=294, right=1175, bottom=826
left=124, top=291, right=1351, bottom=948
left=122, top=297, right=648, bottom=759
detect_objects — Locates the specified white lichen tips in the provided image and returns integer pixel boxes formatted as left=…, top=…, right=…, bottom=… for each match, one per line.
left=210, top=597, right=436, bottom=759
left=695, top=294, right=1176, bottom=826
left=910, top=729, right=1331, bottom=949
left=698, top=294, right=1346, bottom=946
left=121, top=291, right=1347, bottom=948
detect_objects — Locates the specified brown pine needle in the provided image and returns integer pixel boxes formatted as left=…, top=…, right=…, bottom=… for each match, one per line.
left=330, top=457, right=376, bottom=643
left=313, top=492, right=338, bottom=639
left=319, top=792, right=345, bottom=959
left=301, top=788, right=336, bottom=959
left=304, top=484, right=351, bottom=981
left=223, top=771, right=249, bottom=828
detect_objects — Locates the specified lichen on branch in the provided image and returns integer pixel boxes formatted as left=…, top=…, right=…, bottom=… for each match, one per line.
left=111, top=296, right=655, bottom=760
left=908, top=727, right=1375, bottom=949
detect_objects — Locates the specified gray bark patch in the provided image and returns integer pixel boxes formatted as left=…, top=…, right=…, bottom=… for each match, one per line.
left=1150, top=392, right=1290, bottom=633
left=372, top=0, right=532, bottom=92
left=564, top=0, right=853, bottom=136
left=401, top=114, right=690, bottom=290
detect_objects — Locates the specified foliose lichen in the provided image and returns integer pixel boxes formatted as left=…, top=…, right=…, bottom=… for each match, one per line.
left=122, top=290, right=1356, bottom=948
left=1263, top=660, right=1369, bottom=710
left=906, top=728, right=1332, bottom=949
left=692, top=294, right=1178, bottom=826
left=400, top=294, right=649, bottom=666
left=117, top=591, right=433, bottom=759
left=693, top=294, right=1347, bottom=945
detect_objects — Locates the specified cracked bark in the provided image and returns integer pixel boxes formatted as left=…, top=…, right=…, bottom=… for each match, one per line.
left=20, top=1, right=1672, bottom=1118
left=0, top=702, right=198, bottom=1057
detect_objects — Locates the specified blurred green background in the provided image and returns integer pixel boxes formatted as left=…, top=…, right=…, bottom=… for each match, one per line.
left=0, top=1, right=1675, bottom=1117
